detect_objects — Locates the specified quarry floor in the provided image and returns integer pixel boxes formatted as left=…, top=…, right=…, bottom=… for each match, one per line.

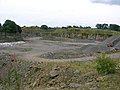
left=0, top=37, right=120, bottom=62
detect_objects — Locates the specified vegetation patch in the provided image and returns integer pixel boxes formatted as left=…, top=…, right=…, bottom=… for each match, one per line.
left=0, top=53, right=120, bottom=90
left=96, top=54, right=117, bottom=75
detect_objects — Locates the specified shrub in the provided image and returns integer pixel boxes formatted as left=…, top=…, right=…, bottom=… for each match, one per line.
left=41, top=25, right=48, bottom=30
left=96, top=54, right=117, bottom=75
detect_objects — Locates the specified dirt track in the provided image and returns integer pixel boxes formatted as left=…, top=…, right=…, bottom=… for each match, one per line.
left=0, top=37, right=120, bottom=62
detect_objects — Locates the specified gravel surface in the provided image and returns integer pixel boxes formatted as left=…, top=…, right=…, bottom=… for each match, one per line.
left=81, top=45, right=110, bottom=54
left=114, top=41, right=120, bottom=49
left=0, top=37, right=120, bottom=62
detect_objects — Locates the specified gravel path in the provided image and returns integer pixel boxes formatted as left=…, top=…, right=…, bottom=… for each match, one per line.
left=18, top=51, right=120, bottom=62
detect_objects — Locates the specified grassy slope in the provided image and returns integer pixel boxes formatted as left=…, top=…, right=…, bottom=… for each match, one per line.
left=22, top=27, right=120, bottom=36
left=52, top=28, right=120, bottom=35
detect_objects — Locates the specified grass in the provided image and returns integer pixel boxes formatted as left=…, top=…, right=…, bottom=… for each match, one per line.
left=52, top=28, right=120, bottom=35
left=68, top=61, right=96, bottom=73
left=0, top=54, right=22, bottom=90
left=22, top=27, right=120, bottom=35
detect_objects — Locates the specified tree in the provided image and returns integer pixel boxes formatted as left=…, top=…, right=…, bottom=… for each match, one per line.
left=41, top=25, right=48, bottom=30
left=109, top=24, right=120, bottom=31
left=73, top=25, right=79, bottom=28
left=3, top=20, right=19, bottom=33
left=79, top=25, right=83, bottom=28
left=96, top=24, right=102, bottom=29
left=103, top=23, right=108, bottom=29
left=96, top=23, right=108, bottom=29
left=83, top=26, right=91, bottom=29
left=2, top=20, right=22, bottom=38
left=0, top=23, right=1, bottom=32
left=62, top=26, right=67, bottom=29
left=67, top=25, right=72, bottom=28
left=17, top=25, right=22, bottom=33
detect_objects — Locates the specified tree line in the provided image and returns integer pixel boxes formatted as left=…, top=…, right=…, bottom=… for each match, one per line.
left=96, top=23, right=120, bottom=31
left=1, top=20, right=120, bottom=34
left=22, top=23, right=120, bottom=32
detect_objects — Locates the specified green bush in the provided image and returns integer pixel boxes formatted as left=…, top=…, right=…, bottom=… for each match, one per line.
left=96, top=54, right=117, bottom=75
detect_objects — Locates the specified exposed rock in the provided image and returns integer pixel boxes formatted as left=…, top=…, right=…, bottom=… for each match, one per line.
left=34, top=66, right=41, bottom=72
left=96, top=76, right=104, bottom=82
left=69, top=83, right=80, bottom=88
left=47, top=87, right=55, bottom=90
left=60, top=83, right=67, bottom=89
left=81, top=71, right=97, bottom=83
left=49, top=70, right=59, bottom=79
left=48, top=79, right=56, bottom=86
left=74, top=70, right=81, bottom=75
left=90, top=87, right=98, bottom=90
left=32, top=79, right=40, bottom=87
left=0, top=85, right=4, bottom=90
left=52, top=66, right=60, bottom=71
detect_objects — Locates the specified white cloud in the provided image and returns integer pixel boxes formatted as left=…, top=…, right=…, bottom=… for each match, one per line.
left=0, top=0, right=120, bottom=27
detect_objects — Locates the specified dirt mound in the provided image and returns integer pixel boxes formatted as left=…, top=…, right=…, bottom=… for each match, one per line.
left=103, top=35, right=120, bottom=47
left=114, top=41, right=120, bottom=49
left=76, top=36, right=120, bottom=54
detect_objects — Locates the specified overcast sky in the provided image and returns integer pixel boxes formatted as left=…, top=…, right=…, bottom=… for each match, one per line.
left=0, top=0, right=120, bottom=27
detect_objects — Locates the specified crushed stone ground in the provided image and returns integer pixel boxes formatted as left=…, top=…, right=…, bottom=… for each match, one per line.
left=0, top=36, right=120, bottom=62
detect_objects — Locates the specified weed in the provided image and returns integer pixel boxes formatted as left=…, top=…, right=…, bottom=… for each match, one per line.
left=96, top=54, right=117, bottom=75
left=1, top=54, right=22, bottom=90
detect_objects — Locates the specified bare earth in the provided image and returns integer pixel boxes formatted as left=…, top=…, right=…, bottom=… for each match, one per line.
left=0, top=37, right=120, bottom=62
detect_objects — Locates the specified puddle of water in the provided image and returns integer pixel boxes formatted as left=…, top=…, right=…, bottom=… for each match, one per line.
left=0, top=41, right=25, bottom=47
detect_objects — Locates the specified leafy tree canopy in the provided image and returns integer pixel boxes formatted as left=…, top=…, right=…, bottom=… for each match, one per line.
left=110, top=24, right=120, bottom=31
left=0, top=23, right=2, bottom=32
left=3, top=20, right=22, bottom=33
left=96, top=23, right=108, bottom=29
left=0, top=23, right=1, bottom=28
left=96, top=23, right=120, bottom=31
left=41, top=25, right=48, bottom=30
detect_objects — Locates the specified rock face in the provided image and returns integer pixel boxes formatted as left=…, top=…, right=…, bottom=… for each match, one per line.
left=0, top=33, right=23, bottom=43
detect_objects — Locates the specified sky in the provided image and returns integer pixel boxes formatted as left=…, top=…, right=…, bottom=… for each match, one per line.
left=0, top=0, right=120, bottom=27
